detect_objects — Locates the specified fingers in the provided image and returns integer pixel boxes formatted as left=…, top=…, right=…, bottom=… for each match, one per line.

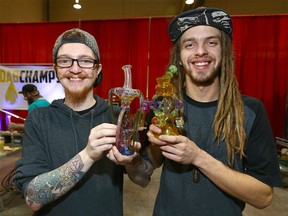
left=149, top=124, right=162, bottom=134
left=88, top=123, right=117, bottom=147
left=147, top=124, right=167, bottom=145
left=90, top=123, right=117, bottom=140
left=87, top=123, right=140, bottom=163
left=147, top=130, right=183, bottom=146
left=86, top=123, right=117, bottom=161
left=131, top=141, right=141, bottom=152
left=158, top=134, right=183, bottom=143
left=147, top=130, right=165, bottom=145
left=107, top=146, right=137, bottom=165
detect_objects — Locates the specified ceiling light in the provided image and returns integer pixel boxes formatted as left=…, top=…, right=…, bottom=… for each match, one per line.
left=73, top=0, right=82, bottom=9
left=185, top=0, right=195, bottom=4
left=73, top=4, right=81, bottom=9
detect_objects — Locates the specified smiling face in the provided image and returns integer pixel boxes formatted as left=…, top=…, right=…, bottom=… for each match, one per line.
left=179, top=25, right=222, bottom=87
left=54, top=43, right=102, bottom=102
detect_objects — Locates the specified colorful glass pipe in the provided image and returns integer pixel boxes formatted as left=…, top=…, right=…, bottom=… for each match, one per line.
left=109, top=65, right=144, bottom=155
left=150, top=65, right=184, bottom=136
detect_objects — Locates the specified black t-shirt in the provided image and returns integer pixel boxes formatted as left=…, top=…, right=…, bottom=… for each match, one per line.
left=151, top=92, right=281, bottom=216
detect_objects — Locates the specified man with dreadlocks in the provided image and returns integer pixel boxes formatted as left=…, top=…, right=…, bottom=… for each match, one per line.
left=146, top=7, right=281, bottom=216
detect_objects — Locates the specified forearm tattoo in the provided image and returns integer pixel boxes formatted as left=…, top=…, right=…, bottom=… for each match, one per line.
left=125, top=156, right=153, bottom=187
left=26, top=154, right=85, bottom=208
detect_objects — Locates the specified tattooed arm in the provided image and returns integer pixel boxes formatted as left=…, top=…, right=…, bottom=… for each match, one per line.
left=25, top=123, right=116, bottom=211
left=107, top=143, right=153, bottom=188
left=124, top=154, right=153, bottom=187
left=25, top=152, right=92, bottom=211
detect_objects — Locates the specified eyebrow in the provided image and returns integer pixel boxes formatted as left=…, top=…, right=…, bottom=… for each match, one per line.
left=57, top=54, right=95, bottom=59
left=182, top=35, right=221, bottom=43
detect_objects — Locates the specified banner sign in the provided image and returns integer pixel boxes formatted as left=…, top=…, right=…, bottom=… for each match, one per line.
left=0, top=65, right=64, bottom=110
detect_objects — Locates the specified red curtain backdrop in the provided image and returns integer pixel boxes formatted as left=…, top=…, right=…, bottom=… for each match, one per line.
left=232, top=15, right=288, bottom=138
left=0, top=15, right=287, bottom=138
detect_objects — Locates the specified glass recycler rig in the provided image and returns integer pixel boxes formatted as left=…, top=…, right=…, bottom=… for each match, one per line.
left=109, top=65, right=144, bottom=155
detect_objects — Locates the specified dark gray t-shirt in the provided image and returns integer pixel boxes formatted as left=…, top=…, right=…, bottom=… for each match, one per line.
left=152, top=93, right=281, bottom=216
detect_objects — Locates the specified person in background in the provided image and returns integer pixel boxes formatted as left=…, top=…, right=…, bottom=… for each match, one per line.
left=8, top=84, right=50, bottom=132
left=146, top=7, right=281, bottom=216
left=13, top=28, right=153, bottom=215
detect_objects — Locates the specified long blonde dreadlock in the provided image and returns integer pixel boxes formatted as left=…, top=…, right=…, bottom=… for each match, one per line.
left=168, top=32, right=246, bottom=165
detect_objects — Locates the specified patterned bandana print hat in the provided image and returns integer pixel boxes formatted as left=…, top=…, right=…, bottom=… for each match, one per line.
left=168, top=7, right=233, bottom=43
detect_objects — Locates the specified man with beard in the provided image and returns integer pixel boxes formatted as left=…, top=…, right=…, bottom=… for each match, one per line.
left=146, top=7, right=281, bottom=216
left=13, top=28, right=153, bottom=216
left=8, top=84, right=50, bottom=132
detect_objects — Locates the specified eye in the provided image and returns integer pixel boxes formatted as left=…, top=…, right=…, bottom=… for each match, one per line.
left=206, top=38, right=220, bottom=47
left=79, top=59, right=94, bottom=64
left=58, top=59, right=70, bottom=63
left=208, top=41, right=217, bottom=46
left=183, top=41, right=195, bottom=49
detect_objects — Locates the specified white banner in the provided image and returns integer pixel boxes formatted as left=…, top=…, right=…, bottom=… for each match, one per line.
left=0, top=65, right=65, bottom=110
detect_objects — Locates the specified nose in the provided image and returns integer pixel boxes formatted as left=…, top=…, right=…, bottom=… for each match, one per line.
left=195, top=44, right=208, bottom=56
left=70, top=59, right=81, bottom=72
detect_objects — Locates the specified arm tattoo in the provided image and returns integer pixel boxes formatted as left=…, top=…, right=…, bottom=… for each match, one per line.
left=125, top=156, right=153, bottom=187
left=26, top=154, right=85, bottom=208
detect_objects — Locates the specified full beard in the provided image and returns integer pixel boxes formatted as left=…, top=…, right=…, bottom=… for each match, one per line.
left=27, top=98, right=34, bottom=105
left=64, top=83, right=94, bottom=107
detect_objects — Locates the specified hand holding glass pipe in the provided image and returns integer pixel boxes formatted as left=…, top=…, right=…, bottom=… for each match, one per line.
left=109, top=64, right=184, bottom=155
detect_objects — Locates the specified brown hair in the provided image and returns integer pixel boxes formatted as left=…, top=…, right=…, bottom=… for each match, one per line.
left=168, top=32, right=246, bottom=164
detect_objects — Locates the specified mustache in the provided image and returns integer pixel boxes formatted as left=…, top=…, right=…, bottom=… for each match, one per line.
left=59, top=74, right=94, bottom=80
left=191, top=55, right=212, bottom=62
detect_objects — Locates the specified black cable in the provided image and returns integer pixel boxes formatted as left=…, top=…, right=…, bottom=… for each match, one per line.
left=0, top=168, right=16, bottom=195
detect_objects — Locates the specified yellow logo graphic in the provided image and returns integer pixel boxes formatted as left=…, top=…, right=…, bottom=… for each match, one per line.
left=5, top=80, right=18, bottom=104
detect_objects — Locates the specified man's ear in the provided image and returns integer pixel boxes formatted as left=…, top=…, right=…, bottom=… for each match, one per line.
left=96, top=64, right=102, bottom=75
left=53, top=64, right=60, bottom=82
left=93, top=64, right=102, bottom=87
left=94, top=71, right=103, bottom=87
